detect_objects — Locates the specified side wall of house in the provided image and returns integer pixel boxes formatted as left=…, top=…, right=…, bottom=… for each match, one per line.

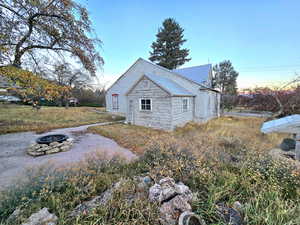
left=171, top=96, right=194, bottom=129
left=195, top=91, right=220, bottom=122
left=127, top=77, right=173, bottom=130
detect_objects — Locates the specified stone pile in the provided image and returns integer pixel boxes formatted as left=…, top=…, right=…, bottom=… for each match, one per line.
left=149, top=177, right=205, bottom=225
left=9, top=176, right=244, bottom=225
left=27, top=138, right=73, bottom=156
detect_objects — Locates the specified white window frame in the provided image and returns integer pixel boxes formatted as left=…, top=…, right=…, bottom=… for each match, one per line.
left=112, top=94, right=119, bottom=110
left=139, top=98, right=152, bottom=111
left=182, top=98, right=189, bottom=112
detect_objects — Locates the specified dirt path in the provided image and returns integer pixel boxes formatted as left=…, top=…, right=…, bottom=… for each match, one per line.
left=0, top=121, right=136, bottom=190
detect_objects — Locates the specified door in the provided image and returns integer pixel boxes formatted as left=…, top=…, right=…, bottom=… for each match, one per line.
left=128, top=100, right=134, bottom=124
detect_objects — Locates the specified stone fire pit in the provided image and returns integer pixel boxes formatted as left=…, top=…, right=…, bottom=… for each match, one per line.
left=27, top=134, right=73, bottom=157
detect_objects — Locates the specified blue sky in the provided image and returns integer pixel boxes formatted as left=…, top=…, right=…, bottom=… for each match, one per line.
left=79, top=0, right=300, bottom=89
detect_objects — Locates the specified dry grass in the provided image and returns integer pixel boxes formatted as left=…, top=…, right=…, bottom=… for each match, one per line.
left=88, top=124, right=165, bottom=154
left=89, top=116, right=288, bottom=155
left=0, top=116, right=298, bottom=225
left=0, top=104, right=124, bottom=134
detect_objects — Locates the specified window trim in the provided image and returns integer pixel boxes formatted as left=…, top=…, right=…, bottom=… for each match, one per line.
left=182, top=98, right=189, bottom=112
left=139, top=98, right=152, bottom=111
left=112, top=94, right=119, bottom=110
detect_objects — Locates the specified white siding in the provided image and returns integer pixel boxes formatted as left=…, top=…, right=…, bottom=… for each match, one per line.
left=171, top=97, right=194, bottom=129
left=127, top=78, right=172, bottom=130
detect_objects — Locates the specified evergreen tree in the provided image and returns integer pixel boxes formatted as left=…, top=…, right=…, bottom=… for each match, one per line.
left=149, top=18, right=191, bottom=69
left=213, top=60, right=239, bottom=95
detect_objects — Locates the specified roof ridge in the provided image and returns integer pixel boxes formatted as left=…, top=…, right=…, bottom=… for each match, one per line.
left=174, top=64, right=212, bottom=71
left=139, top=58, right=208, bottom=87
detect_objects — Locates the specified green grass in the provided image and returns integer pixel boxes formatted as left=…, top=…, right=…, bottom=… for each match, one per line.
left=0, top=104, right=124, bottom=134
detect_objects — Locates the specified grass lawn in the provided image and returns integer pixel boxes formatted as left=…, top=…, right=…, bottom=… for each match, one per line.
left=88, top=116, right=288, bottom=155
left=0, top=104, right=124, bottom=134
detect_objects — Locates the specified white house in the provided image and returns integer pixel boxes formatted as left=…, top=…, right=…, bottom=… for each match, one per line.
left=105, top=58, right=220, bottom=130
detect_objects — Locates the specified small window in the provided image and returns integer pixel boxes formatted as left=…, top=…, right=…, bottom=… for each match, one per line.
left=140, top=98, right=151, bottom=111
left=112, top=94, right=119, bottom=110
left=182, top=98, right=188, bottom=112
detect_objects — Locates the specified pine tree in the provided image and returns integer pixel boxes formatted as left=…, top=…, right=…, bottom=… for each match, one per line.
left=213, top=60, right=238, bottom=95
left=149, top=18, right=191, bottom=69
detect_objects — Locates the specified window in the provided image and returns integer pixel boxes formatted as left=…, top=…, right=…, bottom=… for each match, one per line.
left=182, top=98, right=188, bottom=112
left=112, top=94, right=119, bottom=110
left=140, top=98, right=151, bottom=111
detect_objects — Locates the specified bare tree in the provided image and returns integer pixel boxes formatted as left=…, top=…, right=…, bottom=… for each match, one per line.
left=271, top=74, right=300, bottom=119
left=51, top=61, right=91, bottom=88
left=0, top=0, right=103, bottom=76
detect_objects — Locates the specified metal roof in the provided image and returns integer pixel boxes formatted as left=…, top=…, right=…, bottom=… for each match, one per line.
left=145, top=73, right=195, bottom=96
left=172, top=64, right=212, bottom=85
left=261, top=114, right=300, bottom=134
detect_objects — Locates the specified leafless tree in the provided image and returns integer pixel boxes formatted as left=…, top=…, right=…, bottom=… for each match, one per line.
left=0, top=0, right=103, bottom=76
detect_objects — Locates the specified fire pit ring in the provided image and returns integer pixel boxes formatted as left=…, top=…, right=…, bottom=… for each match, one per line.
left=36, top=134, right=69, bottom=145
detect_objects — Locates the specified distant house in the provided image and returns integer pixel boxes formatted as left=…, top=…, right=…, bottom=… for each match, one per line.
left=106, top=58, right=220, bottom=130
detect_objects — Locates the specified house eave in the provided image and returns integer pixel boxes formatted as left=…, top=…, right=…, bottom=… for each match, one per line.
left=172, top=94, right=196, bottom=97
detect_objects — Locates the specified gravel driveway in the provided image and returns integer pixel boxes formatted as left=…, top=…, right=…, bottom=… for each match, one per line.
left=0, top=122, right=136, bottom=190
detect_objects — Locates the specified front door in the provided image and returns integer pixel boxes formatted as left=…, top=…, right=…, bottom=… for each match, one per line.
left=128, top=100, right=134, bottom=124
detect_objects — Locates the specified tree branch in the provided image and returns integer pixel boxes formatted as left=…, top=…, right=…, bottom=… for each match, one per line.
left=0, top=3, right=23, bottom=18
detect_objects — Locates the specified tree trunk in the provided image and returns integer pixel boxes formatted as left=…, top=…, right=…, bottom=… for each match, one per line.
left=12, top=55, right=22, bottom=68
left=65, top=98, right=69, bottom=109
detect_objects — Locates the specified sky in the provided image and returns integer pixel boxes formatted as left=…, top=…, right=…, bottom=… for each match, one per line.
left=79, top=0, right=300, bottom=89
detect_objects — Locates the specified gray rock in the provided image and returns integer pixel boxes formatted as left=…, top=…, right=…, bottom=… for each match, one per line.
left=7, top=207, right=22, bottom=223
left=49, top=141, right=59, bottom=147
left=69, top=179, right=126, bottom=217
left=159, top=177, right=178, bottom=202
left=177, top=182, right=193, bottom=202
left=45, top=148, right=60, bottom=154
left=60, top=145, right=71, bottom=152
left=22, top=208, right=57, bottom=225
left=160, top=195, right=192, bottom=225
left=149, top=184, right=162, bottom=202
left=27, top=150, right=45, bottom=157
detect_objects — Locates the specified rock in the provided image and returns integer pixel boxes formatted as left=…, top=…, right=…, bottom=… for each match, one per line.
left=149, top=177, right=197, bottom=225
left=27, top=150, right=45, bottom=157
left=216, top=203, right=243, bottom=225
left=176, top=182, right=193, bottom=202
left=49, top=141, right=59, bottom=147
left=149, top=184, right=162, bottom=202
left=60, top=145, right=71, bottom=152
left=159, top=177, right=178, bottom=202
left=27, top=140, right=73, bottom=157
left=178, top=211, right=206, bottom=225
left=36, top=146, right=51, bottom=152
left=280, top=138, right=296, bottom=151
left=7, top=208, right=22, bottom=223
left=45, top=148, right=60, bottom=154
left=160, top=195, right=192, bottom=225
left=22, top=208, right=57, bottom=225
left=69, top=179, right=126, bottom=218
